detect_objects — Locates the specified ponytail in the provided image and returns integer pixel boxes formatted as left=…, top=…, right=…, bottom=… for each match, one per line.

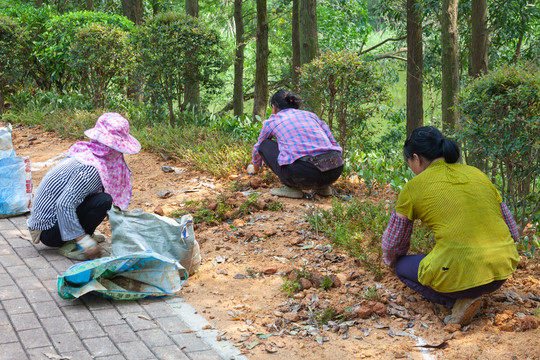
left=403, top=126, right=460, bottom=163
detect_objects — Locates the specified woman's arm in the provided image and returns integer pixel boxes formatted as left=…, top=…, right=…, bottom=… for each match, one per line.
left=382, top=210, right=413, bottom=268
left=500, top=202, right=519, bottom=242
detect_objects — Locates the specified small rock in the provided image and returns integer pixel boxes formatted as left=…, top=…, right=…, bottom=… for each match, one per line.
left=329, top=274, right=341, bottom=287
left=250, top=178, right=261, bottom=189
left=27, top=136, right=37, bottom=141
left=346, top=270, right=360, bottom=281
left=255, top=199, right=266, bottom=210
left=370, top=302, right=387, bottom=316
left=207, top=202, right=218, bottom=211
left=229, top=174, right=240, bottom=180
left=263, top=266, right=278, bottom=275
left=274, top=311, right=283, bottom=317
left=299, top=278, right=312, bottom=290
left=157, top=190, right=173, bottom=198
left=283, top=313, right=300, bottom=322
left=233, top=219, right=245, bottom=228
left=519, top=315, right=538, bottom=331
left=154, top=206, right=164, bottom=216
left=233, top=274, right=247, bottom=279
left=161, top=166, right=173, bottom=173
left=444, top=324, right=461, bottom=333
left=355, top=306, right=374, bottom=319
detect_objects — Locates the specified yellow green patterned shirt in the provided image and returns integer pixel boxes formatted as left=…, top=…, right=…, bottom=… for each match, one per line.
left=395, top=160, right=519, bottom=292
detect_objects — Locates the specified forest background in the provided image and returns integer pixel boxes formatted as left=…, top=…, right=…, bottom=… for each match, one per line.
left=0, top=0, right=538, bottom=262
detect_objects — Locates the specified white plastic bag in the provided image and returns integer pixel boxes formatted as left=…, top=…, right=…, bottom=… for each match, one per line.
left=0, top=125, right=15, bottom=159
left=109, top=207, right=201, bottom=275
left=0, top=156, right=32, bottom=218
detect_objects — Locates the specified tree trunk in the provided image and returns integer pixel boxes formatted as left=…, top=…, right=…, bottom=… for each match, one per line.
left=470, top=0, right=488, bottom=77
left=121, top=0, right=144, bottom=25
left=35, top=0, right=42, bottom=7
left=441, top=0, right=459, bottom=133
left=233, top=0, right=245, bottom=117
left=184, top=0, right=200, bottom=111
left=253, top=0, right=269, bottom=122
left=299, top=0, right=318, bottom=66
left=292, top=0, right=300, bottom=89
left=86, top=0, right=93, bottom=11
left=406, top=0, right=423, bottom=137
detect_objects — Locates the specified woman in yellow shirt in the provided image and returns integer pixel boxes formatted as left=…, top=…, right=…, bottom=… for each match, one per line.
left=382, top=126, right=520, bottom=325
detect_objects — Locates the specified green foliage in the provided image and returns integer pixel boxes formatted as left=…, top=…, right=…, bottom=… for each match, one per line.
left=517, top=234, right=539, bottom=260
left=0, top=14, right=26, bottom=113
left=298, top=50, right=390, bottom=151
left=315, top=307, right=337, bottom=325
left=70, top=23, right=134, bottom=108
left=307, top=198, right=433, bottom=280
left=455, top=63, right=540, bottom=235
left=318, top=0, right=371, bottom=51
left=348, top=149, right=413, bottom=193
left=360, top=285, right=379, bottom=301
left=281, top=278, right=302, bottom=296
left=35, top=10, right=134, bottom=92
left=134, top=11, right=224, bottom=126
left=320, top=276, right=334, bottom=291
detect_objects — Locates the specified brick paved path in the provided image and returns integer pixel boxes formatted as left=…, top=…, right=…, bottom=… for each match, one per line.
left=0, top=216, right=236, bottom=360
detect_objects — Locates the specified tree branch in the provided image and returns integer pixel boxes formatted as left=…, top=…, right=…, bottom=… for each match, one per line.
left=359, top=35, right=407, bottom=55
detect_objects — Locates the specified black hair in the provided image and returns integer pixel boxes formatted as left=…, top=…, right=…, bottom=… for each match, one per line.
left=403, top=126, right=460, bottom=164
left=270, top=89, right=302, bottom=110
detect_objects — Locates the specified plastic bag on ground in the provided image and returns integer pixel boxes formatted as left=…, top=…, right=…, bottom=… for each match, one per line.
left=109, top=206, right=201, bottom=275
left=0, top=156, right=32, bottom=218
left=57, top=250, right=187, bottom=300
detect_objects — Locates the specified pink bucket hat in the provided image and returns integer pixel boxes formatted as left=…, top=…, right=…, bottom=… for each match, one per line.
left=84, top=113, right=141, bottom=154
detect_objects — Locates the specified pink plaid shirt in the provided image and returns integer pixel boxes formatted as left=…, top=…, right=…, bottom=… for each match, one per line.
left=381, top=202, right=519, bottom=268
left=252, top=108, right=341, bottom=167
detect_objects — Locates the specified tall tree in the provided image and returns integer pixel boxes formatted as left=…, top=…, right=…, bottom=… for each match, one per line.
left=441, top=0, right=459, bottom=133
left=291, top=0, right=300, bottom=88
left=406, top=0, right=423, bottom=137
left=121, top=0, right=144, bottom=25
left=184, top=0, right=200, bottom=110
left=299, top=0, right=318, bottom=66
left=469, top=0, right=488, bottom=77
left=253, top=0, right=269, bottom=121
left=233, top=0, right=245, bottom=116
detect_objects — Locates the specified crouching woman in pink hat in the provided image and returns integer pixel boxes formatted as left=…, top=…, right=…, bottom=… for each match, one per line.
left=27, top=113, right=141, bottom=260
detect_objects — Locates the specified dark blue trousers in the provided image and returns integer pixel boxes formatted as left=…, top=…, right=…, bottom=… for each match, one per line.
left=395, top=254, right=506, bottom=308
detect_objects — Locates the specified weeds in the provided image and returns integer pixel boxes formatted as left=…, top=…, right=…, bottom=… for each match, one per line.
left=360, top=285, right=379, bottom=301
left=306, top=197, right=433, bottom=280
left=315, top=307, right=337, bottom=325
left=281, top=278, right=302, bottom=296
left=320, top=276, right=334, bottom=291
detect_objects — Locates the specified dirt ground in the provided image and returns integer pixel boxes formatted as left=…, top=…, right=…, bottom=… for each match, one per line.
left=8, top=123, right=540, bottom=360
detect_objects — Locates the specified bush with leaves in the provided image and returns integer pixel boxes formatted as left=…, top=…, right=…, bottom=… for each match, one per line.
left=298, top=50, right=390, bottom=151
left=69, top=23, right=134, bottom=108
left=2, top=4, right=53, bottom=91
left=455, top=63, right=540, bottom=236
left=35, top=11, right=133, bottom=92
left=134, top=12, right=224, bottom=126
left=0, top=14, right=26, bottom=116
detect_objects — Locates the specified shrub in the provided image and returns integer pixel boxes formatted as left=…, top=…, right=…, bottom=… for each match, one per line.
left=69, top=23, right=134, bottom=108
left=0, top=14, right=26, bottom=116
left=35, top=11, right=134, bottom=92
left=456, top=63, right=540, bottom=236
left=298, top=51, right=390, bottom=151
left=134, top=11, right=224, bottom=126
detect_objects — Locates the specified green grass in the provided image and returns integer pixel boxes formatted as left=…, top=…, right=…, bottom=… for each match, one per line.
left=3, top=107, right=253, bottom=178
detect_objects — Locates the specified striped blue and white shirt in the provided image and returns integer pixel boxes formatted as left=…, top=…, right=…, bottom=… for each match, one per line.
left=27, top=157, right=103, bottom=241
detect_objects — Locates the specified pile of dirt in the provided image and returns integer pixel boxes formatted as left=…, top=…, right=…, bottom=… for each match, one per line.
left=9, top=123, right=540, bottom=360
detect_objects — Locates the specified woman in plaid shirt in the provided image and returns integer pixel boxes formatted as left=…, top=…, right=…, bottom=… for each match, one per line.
left=250, top=89, right=344, bottom=199
left=382, top=126, right=520, bottom=326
